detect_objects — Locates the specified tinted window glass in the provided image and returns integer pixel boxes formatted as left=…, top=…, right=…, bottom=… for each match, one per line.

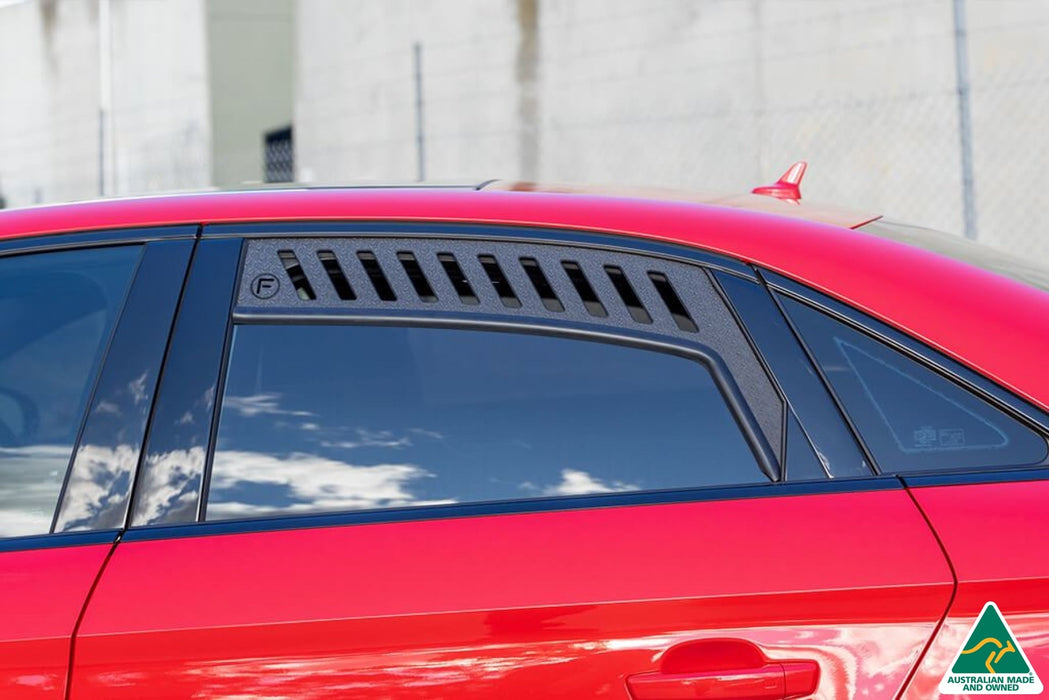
left=207, top=324, right=765, bottom=520
left=783, top=297, right=1047, bottom=473
left=0, top=245, right=140, bottom=536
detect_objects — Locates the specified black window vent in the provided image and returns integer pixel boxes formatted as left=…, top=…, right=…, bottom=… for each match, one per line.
left=649, top=271, right=698, bottom=332
left=317, top=250, right=356, bottom=300
left=478, top=254, right=522, bottom=308
left=562, top=260, right=607, bottom=317
left=397, top=251, right=437, bottom=302
left=277, top=249, right=315, bottom=300
left=438, top=252, right=479, bottom=305
left=357, top=250, right=397, bottom=301
left=239, top=236, right=783, bottom=462
left=250, top=239, right=710, bottom=339
left=520, top=257, right=564, bottom=312
left=604, top=264, right=652, bottom=324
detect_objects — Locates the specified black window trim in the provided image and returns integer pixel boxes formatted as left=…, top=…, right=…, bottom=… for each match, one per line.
left=125, top=238, right=244, bottom=529
left=52, top=238, right=197, bottom=533
left=0, top=225, right=199, bottom=543
left=763, top=270, right=1049, bottom=478
left=0, top=225, right=197, bottom=258
left=710, top=270, right=873, bottom=480
left=127, top=474, right=902, bottom=543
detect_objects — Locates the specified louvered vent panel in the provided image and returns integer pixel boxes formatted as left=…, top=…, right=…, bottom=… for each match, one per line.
left=238, top=236, right=783, bottom=454
left=240, top=238, right=714, bottom=336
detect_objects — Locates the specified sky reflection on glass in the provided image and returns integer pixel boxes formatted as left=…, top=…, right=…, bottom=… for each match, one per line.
left=0, top=246, right=139, bottom=536
left=207, top=325, right=765, bottom=520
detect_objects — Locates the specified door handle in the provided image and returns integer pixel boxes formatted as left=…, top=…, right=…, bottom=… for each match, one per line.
left=626, top=639, right=819, bottom=700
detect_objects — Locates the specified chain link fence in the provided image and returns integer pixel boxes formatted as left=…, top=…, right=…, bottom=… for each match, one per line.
left=2, top=0, right=1048, bottom=263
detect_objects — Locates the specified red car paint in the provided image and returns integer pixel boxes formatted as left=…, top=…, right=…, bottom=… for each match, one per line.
left=72, top=491, right=950, bottom=698
left=0, top=544, right=112, bottom=699
left=900, top=480, right=1049, bottom=699
left=0, top=186, right=1046, bottom=698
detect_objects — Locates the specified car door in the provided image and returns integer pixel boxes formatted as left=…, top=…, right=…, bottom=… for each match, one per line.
left=69, top=226, right=953, bottom=699
left=0, top=228, right=193, bottom=699
left=760, top=274, right=1049, bottom=699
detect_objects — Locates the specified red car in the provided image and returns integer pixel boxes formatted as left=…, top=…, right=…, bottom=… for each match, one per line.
left=0, top=167, right=1046, bottom=699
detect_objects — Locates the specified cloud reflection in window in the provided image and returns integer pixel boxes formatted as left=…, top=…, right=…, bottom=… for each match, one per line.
left=0, top=445, right=71, bottom=536
left=207, top=450, right=455, bottom=521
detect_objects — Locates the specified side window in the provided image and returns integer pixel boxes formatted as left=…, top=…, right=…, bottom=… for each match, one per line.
left=782, top=296, right=1048, bottom=473
left=204, top=324, right=767, bottom=521
left=0, top=245, right=141, bottom=536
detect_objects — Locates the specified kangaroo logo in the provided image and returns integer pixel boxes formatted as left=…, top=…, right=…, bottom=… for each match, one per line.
left=961, top=636, right=1016, bottom=674
left=939, top=602, right=1043, bottom=695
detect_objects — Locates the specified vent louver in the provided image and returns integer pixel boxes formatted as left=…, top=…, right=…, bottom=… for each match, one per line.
left=604, top=264, right=652, bottom=324
left=356, top=250, right=397, bottom=301
left=316, top=249, right=356, bottom=300
left=277, top=249, right=315, bottom=300
left=561, top=260, right=607, bottom=318
left=478, top=254, right=521, bottom=308
left=239, top=235, right=784, bottom=461
left=437, top=252, right=479, bottom=305
left=254, top=239, right=708, bottom=336
left=397, top=251, right=437, bottom=302
left=520, top=256, right=564, bottom=312
left=649, top=271, right=698, bottom=332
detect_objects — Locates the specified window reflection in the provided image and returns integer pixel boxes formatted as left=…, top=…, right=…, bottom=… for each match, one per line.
left=0, top=246, right=139, bottom=537
left=206, top=325, right=765, bottom=520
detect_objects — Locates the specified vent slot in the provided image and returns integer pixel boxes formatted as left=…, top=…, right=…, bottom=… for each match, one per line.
left=277, top=250, right=316, bottom=300
left=397, top=251, right=437, bottom=302
left=356, top=251, right=397, bottom=301
left=316, top=250, right=356, bottom=300
left=604, top=265, right=652, bottom=324
left=478, top=254, right=521, bottom=308
left=648, top=271, right=698, bottom=332
left=437, top=253, right=479, bottom=305
left=520, top=257, right=564, bottom=312
left=561, top=261, right=607, bottom=317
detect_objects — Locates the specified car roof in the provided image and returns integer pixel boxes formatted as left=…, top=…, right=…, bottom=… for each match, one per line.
left=1, top=185, right=1047, bottom=412
left=479, top=180, right=879, bottom=229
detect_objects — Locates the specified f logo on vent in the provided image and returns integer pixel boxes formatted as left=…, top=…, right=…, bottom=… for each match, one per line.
left=251, top=274, right=280, bottom=299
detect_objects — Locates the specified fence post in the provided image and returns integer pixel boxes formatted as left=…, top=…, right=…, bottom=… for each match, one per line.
left=952, top=0, right=977, bottom=240
left=413, top=42, right=425, bottom=183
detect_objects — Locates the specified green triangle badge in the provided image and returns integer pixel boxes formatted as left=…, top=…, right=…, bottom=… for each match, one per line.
left=939, top=602, right=1043, bottom=695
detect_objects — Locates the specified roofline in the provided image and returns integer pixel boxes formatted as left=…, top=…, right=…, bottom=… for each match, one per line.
left=0, top=181, right=879, bottom=239
left=1, top=186, right=1046, bottom=413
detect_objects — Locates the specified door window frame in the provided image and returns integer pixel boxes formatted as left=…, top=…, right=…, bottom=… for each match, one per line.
left=0, top=225, right=197, bottom=547
left=127, top=224, right=826, bottom=534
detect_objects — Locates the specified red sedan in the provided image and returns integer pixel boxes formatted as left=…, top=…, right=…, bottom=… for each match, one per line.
left=0, top=170, right=1046, bottom=698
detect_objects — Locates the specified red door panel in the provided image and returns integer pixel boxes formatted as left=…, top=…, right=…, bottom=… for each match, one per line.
left=72, top=489, right=951, bottom=698
left=900, top=478, right=1049, bottom=699
left=0, top=542, right=112, bottom=699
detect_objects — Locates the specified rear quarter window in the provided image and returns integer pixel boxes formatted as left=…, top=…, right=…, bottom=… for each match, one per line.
left=782, top=296, right=1048, bottom=473
left=204, top=324, right=768, bottom=520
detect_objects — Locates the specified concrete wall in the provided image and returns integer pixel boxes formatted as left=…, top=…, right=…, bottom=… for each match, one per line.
left=2, top=0, right=1048, bottom=260
left=207, top=0, right=294, bottom=187
left=295, top=0, right=525, bottom=184
left=0, top=0, right=103, bottom=206
left=109, top=0, right=211, bottom=195
left=293, top=0, right=1049, bottom=260
left=0, top=0, right=210, bottom=208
